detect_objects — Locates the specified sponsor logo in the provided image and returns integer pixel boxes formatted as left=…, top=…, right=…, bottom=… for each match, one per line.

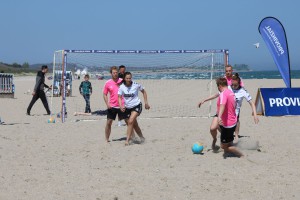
left=124, top=93, right=134, bottom=97
left=265, top=26, right=285, bottom=55
left=269, top=97, right=300, bottom=107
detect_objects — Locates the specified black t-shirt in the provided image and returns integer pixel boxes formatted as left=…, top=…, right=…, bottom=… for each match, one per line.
left=118, top=73, right=125, bottom=79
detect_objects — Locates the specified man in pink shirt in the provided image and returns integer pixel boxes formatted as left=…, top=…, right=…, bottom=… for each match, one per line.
left=216, top=77, right=243, bottom=158
left=103, top=66, right=125, bottom=142
left=224, top=64, right=244, bottom=87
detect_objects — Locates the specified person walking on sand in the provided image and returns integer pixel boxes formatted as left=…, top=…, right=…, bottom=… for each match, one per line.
left=118, top=72, right=150, bottom=146
left=216, top=77, right=243, bottom=158
left=79, top=74, right=93, bottom=113
left=27, top=65, right=51, bottom=115
left=103, top=66, right=126, bottom=142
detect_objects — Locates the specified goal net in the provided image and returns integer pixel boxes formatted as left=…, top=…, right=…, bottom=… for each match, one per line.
left=52, top=49, right=229, bottom=122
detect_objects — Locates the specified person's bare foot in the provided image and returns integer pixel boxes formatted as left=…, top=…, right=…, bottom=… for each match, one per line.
left=125, top=141, right=129, bottom=146
left=211, top=139, right=220, bottom=152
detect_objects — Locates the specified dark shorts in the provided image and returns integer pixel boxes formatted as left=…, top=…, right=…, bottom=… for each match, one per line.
left=220, top=125, right=236, bottom=144
left=124, top=103, right=143, bottom=119
left=107, top=107, right=126, bottom=120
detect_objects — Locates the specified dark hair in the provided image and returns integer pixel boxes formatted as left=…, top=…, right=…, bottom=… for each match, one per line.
left=121, top=71, right=132, bottom=84
left=84, top=74, right=89, bottom=79
left=232, top=73, right=241, bottom=85
left=119, top=65, right=126, bottom=70
left=41, top=65, right=48, bottom=70
left=216, top=77, right=228, bottom=87
left=124, top=71, right=131, bottom=77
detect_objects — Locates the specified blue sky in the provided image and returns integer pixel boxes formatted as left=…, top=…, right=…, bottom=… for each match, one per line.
left=1, top=0, right=299, bottom=70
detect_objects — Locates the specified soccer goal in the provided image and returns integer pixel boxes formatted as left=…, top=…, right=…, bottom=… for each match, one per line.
left=52, top=49, right=229, bottom=122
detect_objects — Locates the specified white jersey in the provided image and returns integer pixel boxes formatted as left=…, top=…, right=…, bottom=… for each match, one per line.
left=229, top=86, right=252, bottom=116
left=118, top=81, right=144, bottom=109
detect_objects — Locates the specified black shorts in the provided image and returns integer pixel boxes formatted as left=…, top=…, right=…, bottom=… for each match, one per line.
left=107, top=107, right=126, bottom=120
left=220, top=125, right=236, bottom=144
left=124, top=103, right=143, bottom=119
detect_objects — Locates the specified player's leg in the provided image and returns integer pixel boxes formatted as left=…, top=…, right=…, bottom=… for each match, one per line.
left=234, top=120, right=240, bottom=143
left=133, top=120, right=145, bottom=143
left=27, top=92, right=40, bottom=115
left=40, top=91, right=51, bottom=115
left=105, top=119, right=113, bottom=142
left=125, top=111, right=139, bottom=146
left=220, top=125, right=244, bottom=158
left=105, top=108, right=117, bottom=142
left=210, top=116, right=219, bottom=150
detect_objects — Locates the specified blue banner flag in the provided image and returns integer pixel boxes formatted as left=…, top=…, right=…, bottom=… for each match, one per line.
left=258, top=17, right=291, bottom=88
left=258, top=88, right=300, bottom=116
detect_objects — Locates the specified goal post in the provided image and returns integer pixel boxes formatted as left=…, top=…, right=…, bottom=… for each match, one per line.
left=52, top=49, right=229, bottom=122
left=52, top=50, right=67, bottom=122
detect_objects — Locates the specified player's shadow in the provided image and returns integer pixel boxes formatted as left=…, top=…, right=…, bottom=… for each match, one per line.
left=112, top=137, right=127, bottom=142
left=238, top=135, right=250, bottom=138
left=0, top=122, right=30, bottom=126
left=223, top=152, right=240, bottom=159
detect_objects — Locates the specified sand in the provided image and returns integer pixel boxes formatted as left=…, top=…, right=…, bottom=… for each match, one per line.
left=0, top=76, right=300, bottom=200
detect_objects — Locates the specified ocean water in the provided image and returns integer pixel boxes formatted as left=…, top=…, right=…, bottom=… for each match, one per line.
left=108, top=70, right=300, bottom=80
left=238, top=70, right=300, bottom=79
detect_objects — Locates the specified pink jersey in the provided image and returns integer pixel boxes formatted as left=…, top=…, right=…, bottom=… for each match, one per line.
left=103, top=78, right=123, bottom=107
left=217, top=88, right=237, bottom=127
left=225, top=76, right=244, bottom=87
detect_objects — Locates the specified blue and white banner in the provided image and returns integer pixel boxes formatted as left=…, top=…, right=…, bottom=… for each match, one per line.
left=258, top=88, right=300, bottom=116
left=258, top=17, right=291, bottom=88
left=64, top=49, right=229, bottom=54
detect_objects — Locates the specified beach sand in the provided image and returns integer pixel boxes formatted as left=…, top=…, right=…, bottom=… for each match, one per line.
left=1, top=77, right=300, bottom=199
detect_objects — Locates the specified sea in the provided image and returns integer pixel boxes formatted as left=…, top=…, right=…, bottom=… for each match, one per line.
left=112, top=70, right=300, bottom=80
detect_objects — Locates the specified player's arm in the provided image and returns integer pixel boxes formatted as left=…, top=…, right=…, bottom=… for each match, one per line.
left=103, top=93, right=110, bottom=109
left=90, top=82, right=92, bottom=94
left=118, top=94, right=125, bottom=112
left=248, top=101, right=259, bottom=124
left=198, top=93, right=219, bottom=108
left=244, top=89, right=259, bottom=124
left=217, top=104, right=225, bottom=126
left=141, top=89, right=150, bottom=110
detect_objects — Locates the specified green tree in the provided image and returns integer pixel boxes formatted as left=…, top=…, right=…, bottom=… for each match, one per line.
left=22, top=62, right=30, bottom=68
left=12, top=62, right=22, bottom=68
